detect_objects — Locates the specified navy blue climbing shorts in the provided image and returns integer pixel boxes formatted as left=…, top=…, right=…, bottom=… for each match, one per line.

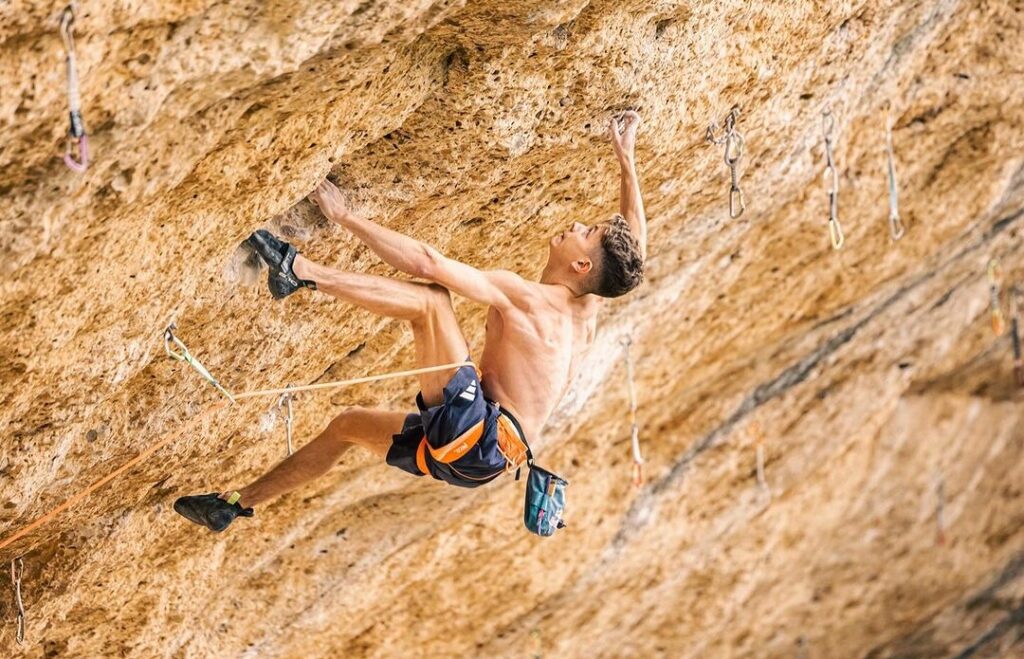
left=386, top=362, right=523, bottom=488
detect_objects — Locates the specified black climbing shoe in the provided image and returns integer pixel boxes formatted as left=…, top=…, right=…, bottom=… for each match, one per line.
left=244, top=229, right=317, bottom=300
left=173, top=493, right=254, bottom=532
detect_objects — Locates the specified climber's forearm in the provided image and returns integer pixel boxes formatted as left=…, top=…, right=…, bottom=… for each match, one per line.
left=337, top=212, right=433, bottom=277
left=618, top=158, right=647, bottom=260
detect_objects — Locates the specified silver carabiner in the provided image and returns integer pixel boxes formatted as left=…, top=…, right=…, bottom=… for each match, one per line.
left=277, top=388, right=294, bottom=455
left=885, top=117, right=904, bottom=240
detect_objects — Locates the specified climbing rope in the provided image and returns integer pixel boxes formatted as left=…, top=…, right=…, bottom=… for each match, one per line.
left=166, top=323, right=474, bottom=402
left=0, top=326, right=477, bottom=551
left=1010, top=285, right=1022, bottom=387
left=621, top=336, right=644, bottom=487
left=0, top=400, right=229, bottom=553
left=821, top=109, right=844, bottom=250
left=10, top=558, right=25, bottom=645
left=705, top=106, right=746, bottom=219
left=164, top=324, right=236, bottom=402
left=884, top=116, right=905, bottom=241
left=59, top=5, right=89, bottom=172
left=987, top=259, right=1006, bottom=336
left=277, top=388, right=295, bottom=456
left=234, top=362, right=475, bottom=400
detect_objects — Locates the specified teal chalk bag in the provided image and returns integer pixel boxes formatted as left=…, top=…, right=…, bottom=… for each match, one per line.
left=521, top=460, right=567, bottom=537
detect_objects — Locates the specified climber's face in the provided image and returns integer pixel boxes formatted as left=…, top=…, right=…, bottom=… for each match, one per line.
left=547, top=221, right=607, bottom=277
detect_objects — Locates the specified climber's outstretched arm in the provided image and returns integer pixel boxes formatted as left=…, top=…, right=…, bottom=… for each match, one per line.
left=609, top=111, right=647, bottom=261
left=309, top=179, right=436, bottom=276
left=308, top=179, right=527, bottom=309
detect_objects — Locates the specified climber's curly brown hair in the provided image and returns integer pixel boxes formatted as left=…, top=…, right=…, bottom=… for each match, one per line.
left=589, top=213, right=644, bottom=298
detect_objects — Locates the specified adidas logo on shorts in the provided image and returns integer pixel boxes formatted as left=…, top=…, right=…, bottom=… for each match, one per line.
left=458, top=381, right=477, bottom=402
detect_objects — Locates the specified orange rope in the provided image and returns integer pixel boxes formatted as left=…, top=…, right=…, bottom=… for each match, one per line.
left=0, top=401, right=228, bottom=553
left=0, top=358, right=477, bottom=554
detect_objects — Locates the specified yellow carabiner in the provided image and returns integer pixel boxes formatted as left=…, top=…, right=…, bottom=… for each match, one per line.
left=829, top=217, right=844, bottom=250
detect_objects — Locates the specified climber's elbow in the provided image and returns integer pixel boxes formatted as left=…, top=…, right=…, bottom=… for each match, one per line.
left=410, top=244, right=441, bottom=280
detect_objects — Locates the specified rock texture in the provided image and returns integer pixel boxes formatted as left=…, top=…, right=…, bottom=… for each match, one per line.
left=1, top=0, right=1023, bottom=656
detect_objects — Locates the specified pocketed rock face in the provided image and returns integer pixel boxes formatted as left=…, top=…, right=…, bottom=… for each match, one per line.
left=1, top=0, right=1023, bottom=656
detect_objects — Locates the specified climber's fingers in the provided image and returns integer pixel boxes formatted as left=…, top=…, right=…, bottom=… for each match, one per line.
left=621, top=110, right=641, bottom=130
left=309, top=178, right=349, bottom=222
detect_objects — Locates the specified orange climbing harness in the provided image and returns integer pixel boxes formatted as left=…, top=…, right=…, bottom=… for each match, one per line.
left=412, top=413, right=529, bottom=478
left=496, top=413, right=530, bottom=472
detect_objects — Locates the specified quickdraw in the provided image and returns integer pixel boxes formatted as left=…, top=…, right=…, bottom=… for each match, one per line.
left=1010, top=285, right=1022, bottom=387
left=987, top=259, right=1006, bottom=336
left=11, top=557, right=25, bottom=645
left=60, top=5, right=89, bottom=172
left=705, top=106, right=746, bottom=219
left=621, top=336, right=644, bottom=487
left=885, top=116, right=905, bottom=240
left=821, top=109, right=844, bottom=250
left=277, top=388, right=295, bottom=456
left=164, top=323, right=237, bottom=403
left=750, top=422, right=769, bottom=494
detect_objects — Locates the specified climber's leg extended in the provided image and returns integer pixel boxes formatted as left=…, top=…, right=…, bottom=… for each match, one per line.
left=292, top=254, right=470, bottom=407
left=230, top=406, right=408, bottom=508
left=173, top=407, right=407, bottom=532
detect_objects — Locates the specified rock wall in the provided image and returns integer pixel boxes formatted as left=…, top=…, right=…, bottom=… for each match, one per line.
left=1, top=0, right=1023, bottom=656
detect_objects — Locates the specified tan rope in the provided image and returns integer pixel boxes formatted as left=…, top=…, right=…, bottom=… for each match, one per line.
left=233, top=361, right=474, bottom=400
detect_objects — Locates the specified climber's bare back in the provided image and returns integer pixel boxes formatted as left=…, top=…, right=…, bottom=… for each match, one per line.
left=477, top=279, right=601, bottom=444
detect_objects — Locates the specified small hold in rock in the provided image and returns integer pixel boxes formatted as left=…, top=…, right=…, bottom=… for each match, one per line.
left=224, top=241, right=263, bottom=286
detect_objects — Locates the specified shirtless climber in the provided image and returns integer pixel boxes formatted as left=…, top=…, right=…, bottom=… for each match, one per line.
left=173, top=111, right=647, bottom=532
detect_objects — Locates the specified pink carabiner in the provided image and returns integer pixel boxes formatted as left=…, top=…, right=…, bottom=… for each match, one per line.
left=64, top=134, right=88, bottom=172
